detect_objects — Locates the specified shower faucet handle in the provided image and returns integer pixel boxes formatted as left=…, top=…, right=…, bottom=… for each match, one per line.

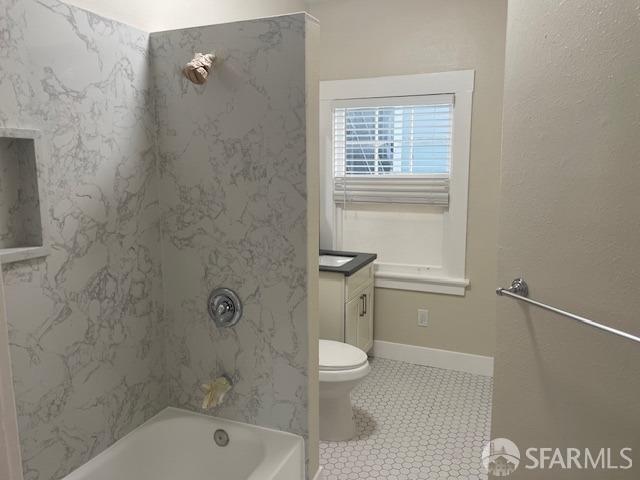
left=208, top=288, right=242, bottom=328
left=216, top=301, right=232, bottom=316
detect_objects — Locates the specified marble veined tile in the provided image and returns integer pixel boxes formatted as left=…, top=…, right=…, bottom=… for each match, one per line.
left=150, top=14, right=309, bottom=440
left=0, top=1, right=165, bottom=479
left=1, top=2, right=314, bottom=479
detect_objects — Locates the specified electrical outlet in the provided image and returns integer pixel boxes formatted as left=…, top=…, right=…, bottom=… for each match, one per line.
left=418, top=309, right=429, bottom=327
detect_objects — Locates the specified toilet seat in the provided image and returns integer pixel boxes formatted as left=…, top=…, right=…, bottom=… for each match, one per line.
left=319, top=340, right=370, bottom=383
left=319, top=362, right=370, bottom=383
left=319, top=339, right=368, bottom=371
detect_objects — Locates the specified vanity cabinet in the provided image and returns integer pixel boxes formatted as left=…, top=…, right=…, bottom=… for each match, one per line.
left=319, top=262, right=374, bottom=352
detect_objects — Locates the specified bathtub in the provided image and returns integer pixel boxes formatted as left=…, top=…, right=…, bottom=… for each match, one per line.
left=62, top=407, right=304, bottom=480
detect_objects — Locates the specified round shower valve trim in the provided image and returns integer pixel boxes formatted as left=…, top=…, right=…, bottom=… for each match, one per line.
left=208, top=288, right=242, bottom=328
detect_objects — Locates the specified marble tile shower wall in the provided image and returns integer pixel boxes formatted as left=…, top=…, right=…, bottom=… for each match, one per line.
left=1, top=3, right=312, bottom=479
left=0, top=0, right=165, bottom=479
left=150, top=14, right=310, bottom=440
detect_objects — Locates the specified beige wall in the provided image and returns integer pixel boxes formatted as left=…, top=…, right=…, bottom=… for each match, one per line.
left=61, top=0, right=306, bottom=31
left=308, top=0, right=507, bottom=357
left=493, top=0, right=640, bottom=477
left=0, top=269, right=22, bottom=480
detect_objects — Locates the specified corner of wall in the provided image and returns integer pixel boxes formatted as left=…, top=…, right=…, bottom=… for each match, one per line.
left=0, top=269, right=24, bottom=480
left=305, top=14, right=321, bottom=479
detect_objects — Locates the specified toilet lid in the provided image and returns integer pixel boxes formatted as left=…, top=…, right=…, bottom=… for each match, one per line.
left=319, top=339, right=368, bottom=371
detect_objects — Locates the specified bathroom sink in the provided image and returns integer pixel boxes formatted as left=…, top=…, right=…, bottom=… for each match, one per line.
left=319, top=255, right=354, bottom=267
left=319, top=250, right=377, bottom=276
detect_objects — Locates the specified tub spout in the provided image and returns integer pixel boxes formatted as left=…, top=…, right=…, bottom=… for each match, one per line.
left=201, top=375, right=233, bottom=410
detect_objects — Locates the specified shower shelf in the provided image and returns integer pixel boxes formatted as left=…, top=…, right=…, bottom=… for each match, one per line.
left=0, top=129, right=49, bottom=265
left=0, top=246, right=50, bottom=265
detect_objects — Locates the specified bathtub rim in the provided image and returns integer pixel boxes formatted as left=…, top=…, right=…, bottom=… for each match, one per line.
left=61, top=406, right=305, bottom=480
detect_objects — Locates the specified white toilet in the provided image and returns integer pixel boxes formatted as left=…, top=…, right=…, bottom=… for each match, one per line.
left=319, top=339, right=370, bottom=441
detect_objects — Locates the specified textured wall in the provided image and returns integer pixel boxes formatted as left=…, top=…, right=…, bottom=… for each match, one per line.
left=0, top=1, right=165, bottom=479
left=150, top=11, right=311, bottom=462
left=308, top=0, right=507, bottom=357
left=493, top=1, right=640, bottom=478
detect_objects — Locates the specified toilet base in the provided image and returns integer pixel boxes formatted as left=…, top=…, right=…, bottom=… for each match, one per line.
left=318, top=358, right=370, bottom=442
left=319, top=393, right=356, bottom=441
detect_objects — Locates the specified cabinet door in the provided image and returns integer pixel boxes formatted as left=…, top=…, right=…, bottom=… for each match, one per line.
left=357, top=283, right=374, bottom=352
left=319, top=272, right=346, bottom=342
left=344, top=293, right=361, bottom=347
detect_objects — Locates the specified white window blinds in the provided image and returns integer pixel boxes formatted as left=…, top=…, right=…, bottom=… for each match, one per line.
left=333, top=94, right=453, bottom=206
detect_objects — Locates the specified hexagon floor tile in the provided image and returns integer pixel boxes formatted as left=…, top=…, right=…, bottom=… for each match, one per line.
left=319, top=357, right=493, bottom=479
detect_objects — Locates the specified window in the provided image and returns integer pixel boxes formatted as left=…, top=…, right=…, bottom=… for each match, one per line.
left=332, top=96, right=453, bottom=205
left=320, top=71, right=474, bottom=295
left=335, top=101, right=452, bottom=176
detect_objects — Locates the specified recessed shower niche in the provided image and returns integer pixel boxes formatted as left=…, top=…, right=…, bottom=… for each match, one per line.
left=0, top=129, right=48, bottom=264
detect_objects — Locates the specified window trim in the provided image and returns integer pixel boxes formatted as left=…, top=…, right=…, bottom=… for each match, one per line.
left=320, top=71, right=474, bottom=296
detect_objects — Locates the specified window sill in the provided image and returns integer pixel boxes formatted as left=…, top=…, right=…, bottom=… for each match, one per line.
left=374, top=263, right=468, bottom=296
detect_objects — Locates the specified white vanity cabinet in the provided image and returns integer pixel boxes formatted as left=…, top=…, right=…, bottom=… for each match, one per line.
left=319, top=262, right=374, bottom=352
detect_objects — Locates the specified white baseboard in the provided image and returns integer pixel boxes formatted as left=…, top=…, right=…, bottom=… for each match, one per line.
left=372, top=340, right=494, bottom=377
left=312, top=466, right=323, bottom=480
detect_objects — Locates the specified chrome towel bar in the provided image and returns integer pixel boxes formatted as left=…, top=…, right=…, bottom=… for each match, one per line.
left=496, top=278, right=640, bottom=344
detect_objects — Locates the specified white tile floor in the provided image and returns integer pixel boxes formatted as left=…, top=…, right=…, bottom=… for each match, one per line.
left=319, top=357, right=493, bottom=480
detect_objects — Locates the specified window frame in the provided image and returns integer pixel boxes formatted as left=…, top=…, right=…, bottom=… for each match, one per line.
left=320, top=71, right=474, bottom=296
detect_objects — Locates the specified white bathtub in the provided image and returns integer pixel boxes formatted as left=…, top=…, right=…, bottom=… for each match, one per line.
left=62, top=407, right=304, bottom=480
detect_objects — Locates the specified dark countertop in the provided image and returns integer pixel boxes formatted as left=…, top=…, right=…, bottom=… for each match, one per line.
left=319, top=249, right=377, bottom=276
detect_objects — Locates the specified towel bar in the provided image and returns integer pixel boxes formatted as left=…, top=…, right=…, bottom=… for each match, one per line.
left=496, top=278, right=640, bottom=344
